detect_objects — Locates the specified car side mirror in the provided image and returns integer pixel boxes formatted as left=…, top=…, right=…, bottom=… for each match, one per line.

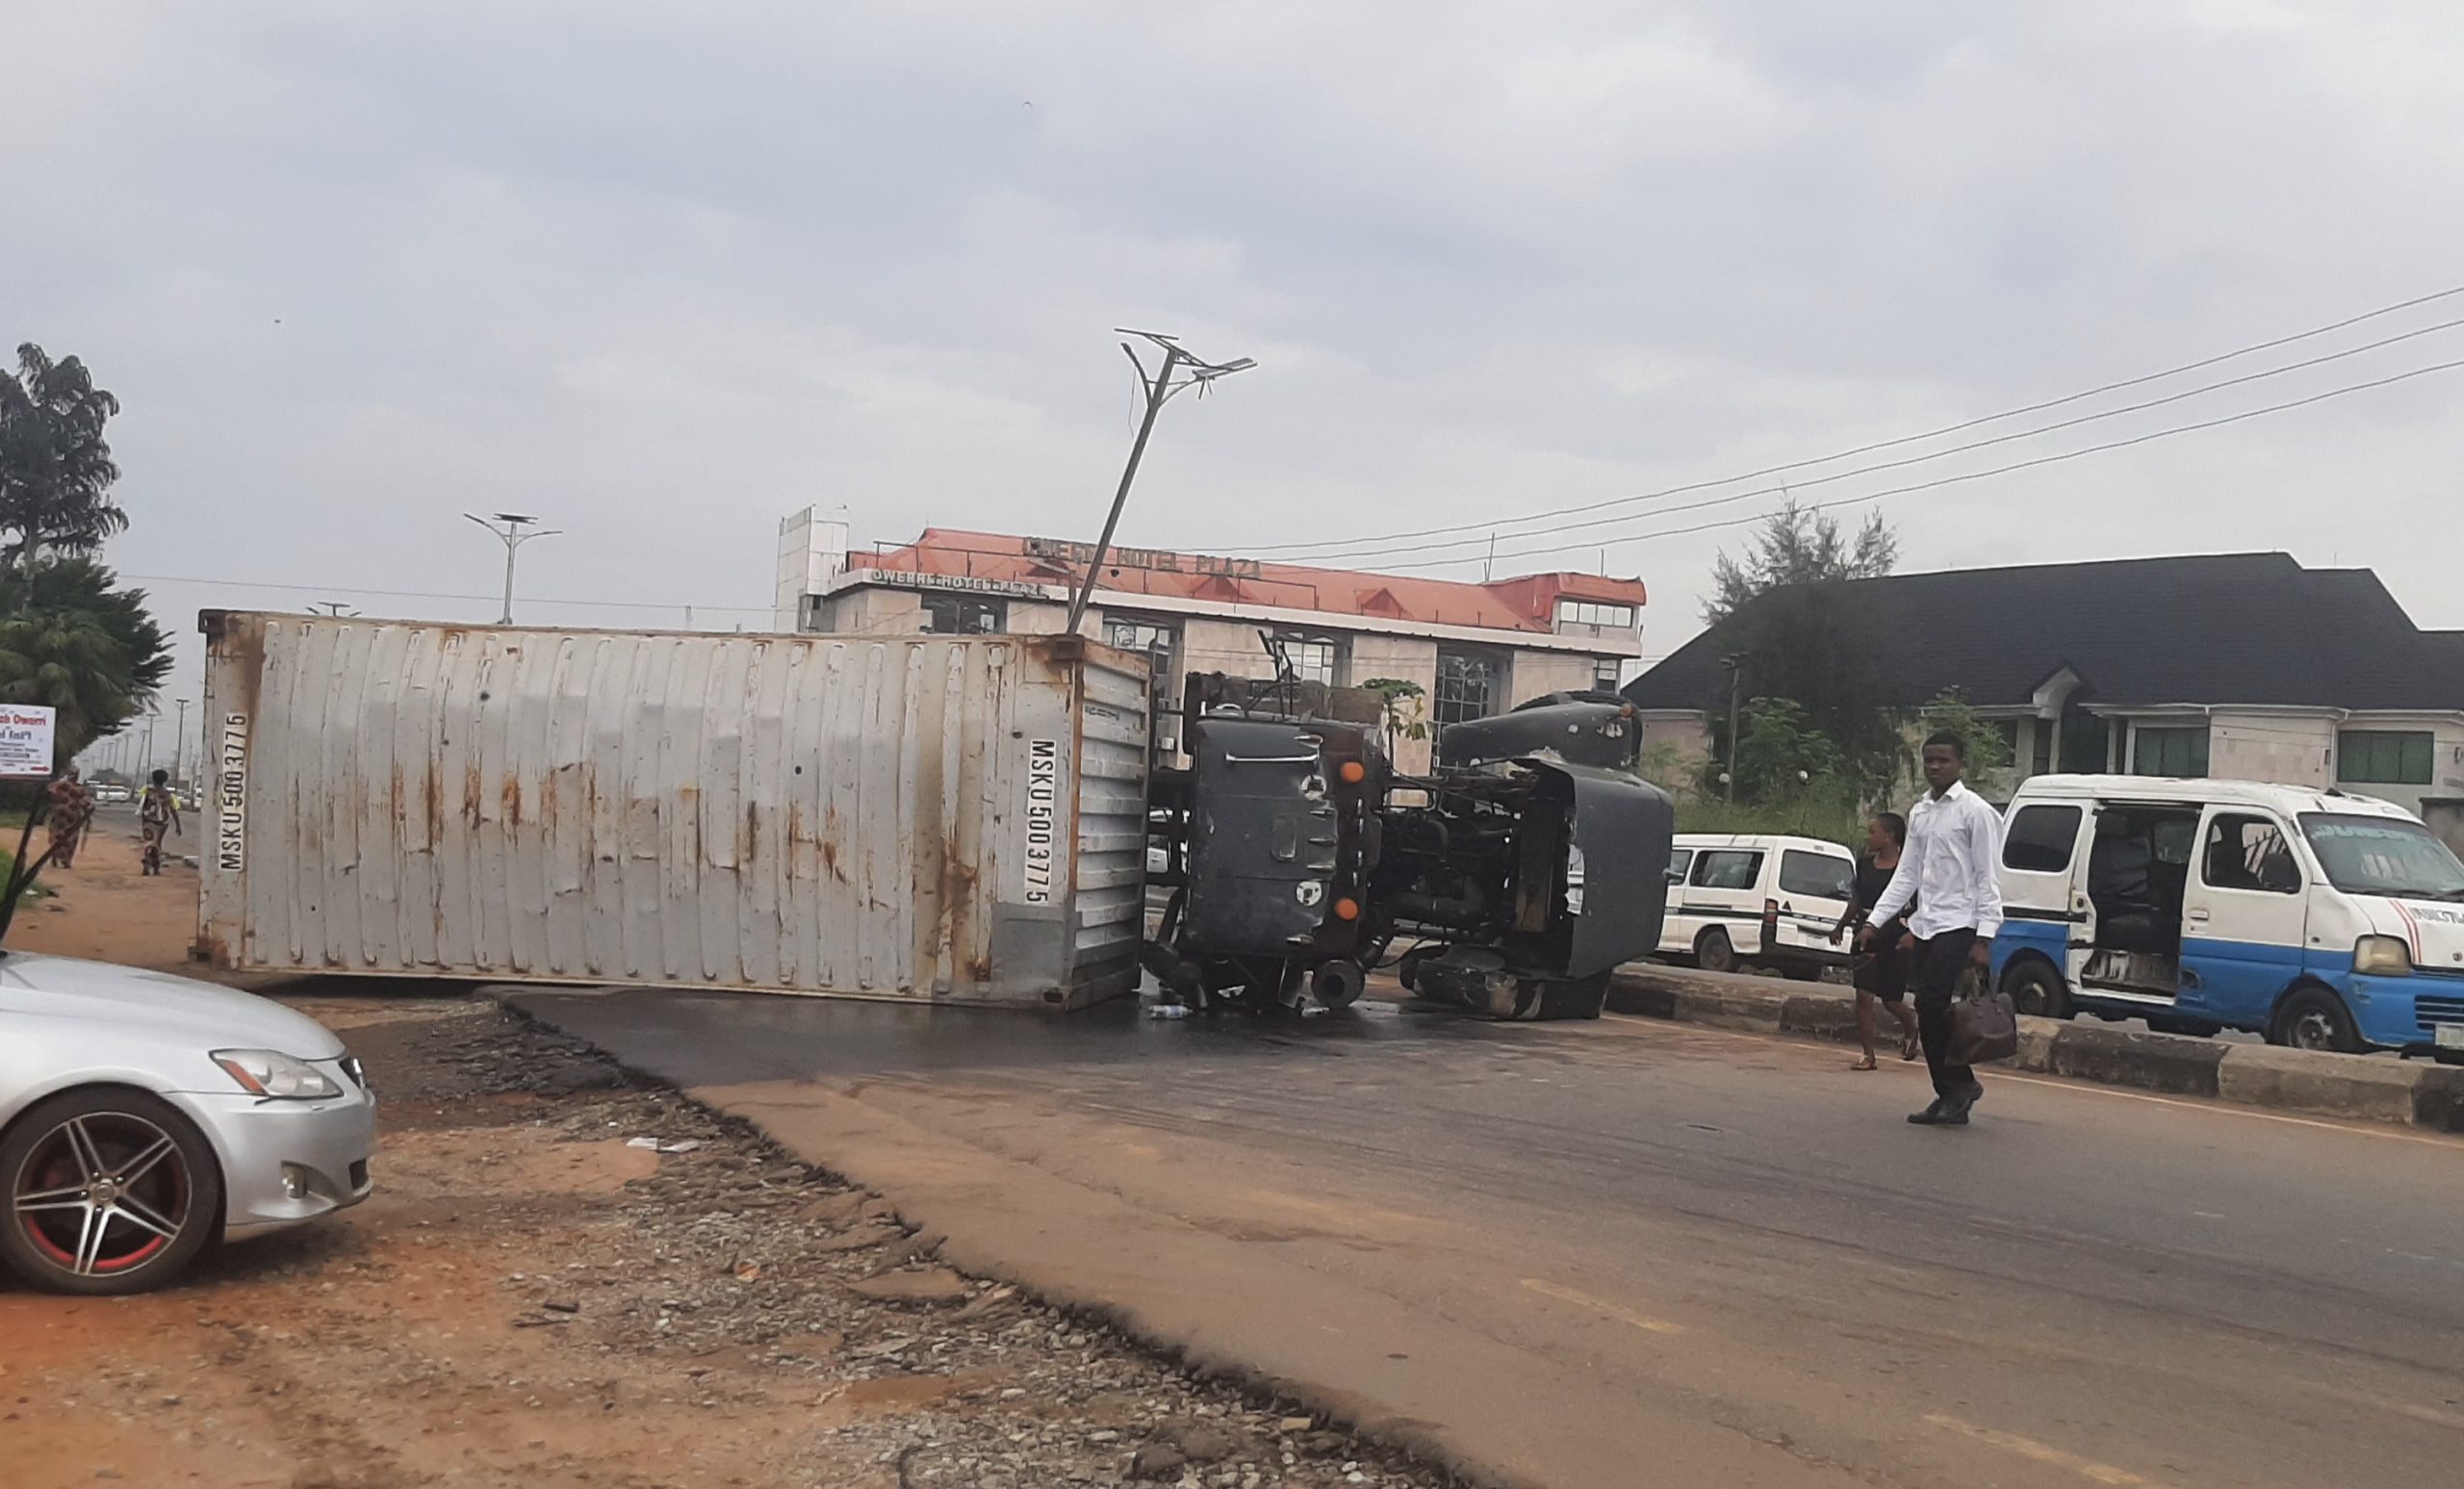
left=1665, top=868, right=1684, bottom=884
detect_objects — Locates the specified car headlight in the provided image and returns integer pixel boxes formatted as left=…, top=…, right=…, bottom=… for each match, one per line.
left=2352, top=935, right=2414, bottom=977
left=213, top=1048, right=345, bottom=1100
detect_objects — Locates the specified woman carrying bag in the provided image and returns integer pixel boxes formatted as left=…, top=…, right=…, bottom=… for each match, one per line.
left=1835, top=811, right=1922, bottom=1070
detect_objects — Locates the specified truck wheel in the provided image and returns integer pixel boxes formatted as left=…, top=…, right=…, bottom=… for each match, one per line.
left=1309, top=961, right=1365, bottom=1011
left=2270, top=987, right=2363, bottom=1054
left=1694, top=928, right=1736, bottom=975
left=2001, top=959, right=2072, bottom=1020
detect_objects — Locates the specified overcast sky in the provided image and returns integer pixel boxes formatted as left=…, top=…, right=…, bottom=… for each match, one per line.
left=11, top=0, right=2464, bottom=732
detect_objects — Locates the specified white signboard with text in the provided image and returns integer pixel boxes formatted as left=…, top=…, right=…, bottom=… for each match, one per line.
left=0, top=706, right=57, bottom=779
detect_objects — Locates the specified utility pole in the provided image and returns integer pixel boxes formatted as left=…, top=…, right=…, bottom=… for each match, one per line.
left=172, top=699, right=191, bottom=790
left=1720, top=654, right=1746, bottom=803
left=141, top=712, right=158, bottom=780
left=1065, top=329, right=1254, bottom=636
left=465, top=513, right=560, bottom=625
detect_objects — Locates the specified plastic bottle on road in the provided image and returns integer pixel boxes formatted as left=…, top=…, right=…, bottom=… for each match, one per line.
left=1147, top=1002, right=1194, bottom=1020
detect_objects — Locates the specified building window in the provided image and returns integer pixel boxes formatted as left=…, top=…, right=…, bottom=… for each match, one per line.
left=1270, top=631, right=1343, bottom=687
left=1592, top=657, right=1622, bottom=693
left=1555, top=600, right=1636, bottom=630
left=2337, top=730, right=2433, bottom=785
left=2132, top=724, right=2210, bottom=778
left=920, top=595, right=1004, bottom=634
left=1433, top=647, right=1504, bottom=726
left=1104, top=617, right=1177, bottom=657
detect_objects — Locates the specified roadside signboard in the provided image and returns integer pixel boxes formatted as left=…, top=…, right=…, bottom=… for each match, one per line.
left=0, top=706, right=57, bottom=779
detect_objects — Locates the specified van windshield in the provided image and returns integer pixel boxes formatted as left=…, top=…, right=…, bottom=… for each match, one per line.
left=2297, top=814, right=2464, bottom=901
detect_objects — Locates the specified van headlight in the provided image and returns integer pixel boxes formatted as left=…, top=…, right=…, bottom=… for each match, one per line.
left=2352, top=936, right=2414, bottom=977
left=213, top=1049, right=344, bottom=1099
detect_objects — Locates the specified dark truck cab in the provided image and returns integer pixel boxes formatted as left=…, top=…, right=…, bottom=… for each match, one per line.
left=1145, top=681, right=1673, bottom=1019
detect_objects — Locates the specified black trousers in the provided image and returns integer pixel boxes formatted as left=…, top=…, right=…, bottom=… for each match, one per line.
left=1909, top=928, right=1982, bottom=1102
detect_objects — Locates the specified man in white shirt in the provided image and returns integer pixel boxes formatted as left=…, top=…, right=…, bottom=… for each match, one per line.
left=1861, top=732, right=2005, bottom=1126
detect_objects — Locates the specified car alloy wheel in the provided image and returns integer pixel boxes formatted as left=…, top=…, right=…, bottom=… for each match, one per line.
left=4, top=1091, right=221, bottom=1295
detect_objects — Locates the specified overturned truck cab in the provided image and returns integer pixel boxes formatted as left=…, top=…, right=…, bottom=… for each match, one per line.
left=1145, top=682, right=1674, bottom=1020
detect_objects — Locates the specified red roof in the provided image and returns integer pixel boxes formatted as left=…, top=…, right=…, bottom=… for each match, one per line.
left=853, top=529, right=1648, bottom=634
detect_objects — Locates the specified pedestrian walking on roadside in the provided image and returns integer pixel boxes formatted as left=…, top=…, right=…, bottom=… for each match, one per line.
left=1860, top=732, right=2004, bottom=1126
left=1833, top=811, right=1921, bottom=1070
left=44, top=766, right=93, bottom=870
left=140, top=768, right=182, bottom=876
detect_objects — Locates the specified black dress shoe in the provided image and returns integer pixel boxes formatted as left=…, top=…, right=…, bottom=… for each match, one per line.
left=1908, top=1099, right=1949, bottom=1125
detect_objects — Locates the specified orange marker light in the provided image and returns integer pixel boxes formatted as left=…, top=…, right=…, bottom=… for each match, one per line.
left=1333, top=897, right=1361, bottom=921
left=1339, top=760, right=1367, bottom=784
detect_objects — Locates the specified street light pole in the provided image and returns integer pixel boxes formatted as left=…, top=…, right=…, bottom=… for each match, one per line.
left=1064, top=330, right=1254, bottom=637
left=464, top=513, right=560, bottom=625
left=172, top=699, right=191, bottom=791
left=1720, top=654, right=1746, bottom=804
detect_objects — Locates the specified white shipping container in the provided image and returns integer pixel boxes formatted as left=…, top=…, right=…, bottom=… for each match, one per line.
left=196, top=612, right=1149, bottom=1010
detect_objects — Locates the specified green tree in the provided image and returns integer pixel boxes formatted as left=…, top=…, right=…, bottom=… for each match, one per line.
left=1700, top=500, right=1901, bottom=789
left=1358, top=678, right=1429, bottom=760
left=0, top=559, right=172, bottom=760
left=1911, top=689, right=2014, bottom=795
left=1704, top=499, right=1896, bottom=626
left=1701, top=697, right=1845, bottom=803
left=0, top=345, right=128, bottom=595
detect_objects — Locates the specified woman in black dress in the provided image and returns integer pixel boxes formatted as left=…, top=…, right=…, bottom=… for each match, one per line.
left=1834, top=811, right=1921, bottom=1069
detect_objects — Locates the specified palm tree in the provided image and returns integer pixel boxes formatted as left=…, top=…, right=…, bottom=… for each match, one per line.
left=0, top=608, right=141, bottom=758
left=0, top=561, right=171, bottom=761
left=0, top=344, right=128, bottom=606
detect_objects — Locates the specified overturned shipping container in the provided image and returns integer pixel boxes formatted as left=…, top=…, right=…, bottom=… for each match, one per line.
left=196, top=612, right=1149, bottom=1009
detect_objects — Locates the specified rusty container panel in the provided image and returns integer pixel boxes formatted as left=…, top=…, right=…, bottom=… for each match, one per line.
left=196, top=613, right=1146, bottom=1010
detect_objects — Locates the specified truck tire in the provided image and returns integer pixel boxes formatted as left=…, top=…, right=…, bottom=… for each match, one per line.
left=1309, top=961, right=1366, bottom=1011
left=2000, top=959, right=2072, bottom=1021
left=1694, top=927, right=1736, bottom=975
left=2269, top=986, right=2363, bottom=1054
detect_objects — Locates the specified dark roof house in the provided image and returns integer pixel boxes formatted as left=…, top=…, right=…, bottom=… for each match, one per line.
left=1628, top=552, right=2464, bottom=717
left=1627, top=553, right=2464, bottom=812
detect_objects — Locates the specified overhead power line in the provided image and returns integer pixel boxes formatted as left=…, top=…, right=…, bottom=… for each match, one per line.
left=1403, top=352, right=2464, bottom=572
left=1236, top=280, right=2464, bottom=559
left=1288, top=312, right=2464, bottom=567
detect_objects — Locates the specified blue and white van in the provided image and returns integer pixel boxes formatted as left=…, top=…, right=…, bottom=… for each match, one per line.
left=1990, top=775, right=2464, bottom=1054
left=1658, top=834, right=1859, bottom=980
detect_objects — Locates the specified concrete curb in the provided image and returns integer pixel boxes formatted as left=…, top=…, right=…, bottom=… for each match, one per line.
left=1608, top=964, right=2464, bottom=1133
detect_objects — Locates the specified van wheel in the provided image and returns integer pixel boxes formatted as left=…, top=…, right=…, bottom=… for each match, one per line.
left=2001, top=959, right=2072, bottom=1020
left=2270, top=987, right=2362, bottom=1054
left=1694, top=928, right=1736, bottom=975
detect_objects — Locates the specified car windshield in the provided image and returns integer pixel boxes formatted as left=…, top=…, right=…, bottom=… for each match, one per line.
left=2297, top=814, right=2464, bottom=901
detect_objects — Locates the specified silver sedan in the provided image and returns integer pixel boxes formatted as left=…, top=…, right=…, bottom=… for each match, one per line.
left=1, top=953, right=375, bottom=1294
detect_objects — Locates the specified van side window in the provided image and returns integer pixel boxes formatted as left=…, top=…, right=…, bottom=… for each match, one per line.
left=1778, top=850, right=1853, bottom=900
left=2003, top=805, right=2083, bottom=873
left=1691, top=850, right=1763, bottom=889
left=2202, top=814, right=2301, bottom=894
left=1668, top=848, right=1694, bottom=882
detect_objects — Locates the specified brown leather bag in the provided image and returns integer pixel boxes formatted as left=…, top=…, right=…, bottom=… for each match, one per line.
left=1950, top=969, right=2020, bottom=1065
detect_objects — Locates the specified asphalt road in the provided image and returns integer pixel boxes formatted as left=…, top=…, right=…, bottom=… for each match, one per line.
left=517, top=988, right=2464, bottom=1489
